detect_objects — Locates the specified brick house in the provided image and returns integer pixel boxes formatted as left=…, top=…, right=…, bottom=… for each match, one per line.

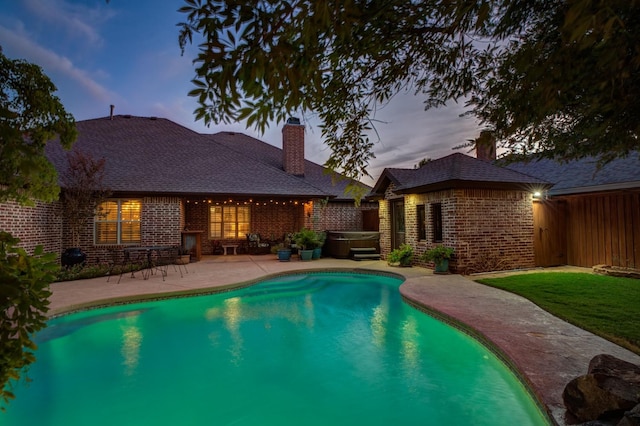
left=368, top=151, right=551, bottom=273
left=0, top=115, right=377, bottom=264
left=369, top=140, right=640, bottom=273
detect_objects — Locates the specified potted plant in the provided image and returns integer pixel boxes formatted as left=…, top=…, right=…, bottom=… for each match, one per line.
left=312, top=231, right=326, bottom=259
left=272, top=243, right=292, bottom=261
left=422, top=245, right=454, bottom=273
left=387, top=244, right=413, bottom=267
left=294, top=228, right=318, bottom=261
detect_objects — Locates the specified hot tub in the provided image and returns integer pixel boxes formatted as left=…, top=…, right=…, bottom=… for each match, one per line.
left=325, top=231, right=380, bottom=258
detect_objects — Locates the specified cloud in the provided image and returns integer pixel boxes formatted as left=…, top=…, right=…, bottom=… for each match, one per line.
left=23, top=0, right=115, bottom=46
left=0, top=24, right=117, bottom=105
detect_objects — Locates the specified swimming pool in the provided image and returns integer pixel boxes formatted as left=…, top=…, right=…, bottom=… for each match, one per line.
left=3, top=272, right=549, bottom=425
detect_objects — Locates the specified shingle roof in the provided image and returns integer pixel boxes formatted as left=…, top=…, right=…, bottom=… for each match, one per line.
left=211, top=131, right=368, bottom=201
left=370, top=153, right=550, bottom=196
left=45, top=115, right=359, bottom=198
left=505, top=152, right=640, bottom=195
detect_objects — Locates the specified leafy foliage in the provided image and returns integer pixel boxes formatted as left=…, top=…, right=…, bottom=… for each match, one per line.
left=0, top=50, right=77, bottom=205
left=0, top=51, right=76, bottom=410
left=293, top=228, right=320, bottom=250
left=421, top=245, right=454, bottom=264
left=387, top=243, right=413, bottom=266
left=178, top=0, right=639, bottom=188
left=0, top=233, right=57, bottom=410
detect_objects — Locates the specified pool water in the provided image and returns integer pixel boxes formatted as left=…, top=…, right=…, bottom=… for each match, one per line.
left=3, top=273, right=549, bottom=425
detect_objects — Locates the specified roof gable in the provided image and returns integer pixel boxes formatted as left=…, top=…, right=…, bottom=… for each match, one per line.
left=370, top=153, right=550, bottom=196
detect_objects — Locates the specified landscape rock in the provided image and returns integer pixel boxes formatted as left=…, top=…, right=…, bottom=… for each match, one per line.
left=592, top=265, right=640, bottom=279
left=563, top=354, right=640, bottom=424
left=617, top=404, right=640, bottom=426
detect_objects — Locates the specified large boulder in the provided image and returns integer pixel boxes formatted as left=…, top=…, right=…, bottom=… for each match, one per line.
left=563, top=354, right=640, bottom=424
left=617, top=404, right=640, bottom=426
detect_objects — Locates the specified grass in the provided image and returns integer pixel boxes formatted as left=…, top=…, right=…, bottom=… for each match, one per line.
left=475, top=272, right=640, bottom=355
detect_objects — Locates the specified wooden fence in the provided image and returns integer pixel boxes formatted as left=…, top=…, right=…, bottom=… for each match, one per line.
left=534, top=191, right=640, bottom=268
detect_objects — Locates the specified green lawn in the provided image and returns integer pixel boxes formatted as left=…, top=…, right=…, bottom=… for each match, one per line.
left=475, top=272, right=640, bottom=355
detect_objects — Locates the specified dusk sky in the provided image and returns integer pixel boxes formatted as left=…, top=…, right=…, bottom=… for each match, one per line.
left=1, top=0, right=483, bottom=185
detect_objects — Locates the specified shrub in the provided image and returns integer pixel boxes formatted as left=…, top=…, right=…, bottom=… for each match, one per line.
left=387, top=244, right=413, bottom=266
left=421, top=245, right=454, bottom=264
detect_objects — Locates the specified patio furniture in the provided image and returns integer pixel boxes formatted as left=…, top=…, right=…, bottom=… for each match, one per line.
left=246, top=233, right=271, bottom=255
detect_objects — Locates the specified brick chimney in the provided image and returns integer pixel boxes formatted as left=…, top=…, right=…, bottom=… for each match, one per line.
left=475, top=130, right=496, bottom=161
left=282, top=117, right=305, bottom=176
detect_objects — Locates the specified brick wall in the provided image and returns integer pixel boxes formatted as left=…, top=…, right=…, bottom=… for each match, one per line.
left=183, top=197, right=377, bottom=253
left=185, top=198, right=306, bottom=253
left=0, top=199, right=62, bottom=257
left=282, top=123, right=305, bottom=176
left=311, top=200, right=378, bottom=232
left=89, top=196, right=183, bottom=265
left=382, top=187, right=535, bottom=273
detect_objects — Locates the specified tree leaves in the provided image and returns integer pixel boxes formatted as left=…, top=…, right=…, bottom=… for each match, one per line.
left=0, top=51, right=77, bottom=205
left=178, top=0, right=640, bottom=187
left=0, top=232, right=57, bottom=411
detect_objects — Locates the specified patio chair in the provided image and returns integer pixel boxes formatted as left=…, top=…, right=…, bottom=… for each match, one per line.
left=246, top=233, right=270, bottom=254
left=246, top=233, right=261, bottom=254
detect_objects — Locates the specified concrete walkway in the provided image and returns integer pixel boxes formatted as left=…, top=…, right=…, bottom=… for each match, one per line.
left=49, top=256, right=640, bottom=426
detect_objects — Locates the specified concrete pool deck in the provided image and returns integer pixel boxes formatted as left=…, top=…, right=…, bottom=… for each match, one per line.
left=48, top=256, right=640, bottom=426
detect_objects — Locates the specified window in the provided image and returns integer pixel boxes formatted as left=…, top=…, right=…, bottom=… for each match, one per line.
left=417, top=205, right=426, bottom=240
left=431, top=203, right=443, bottom=242
left=95, top=199, right=141, bottom=244
left=210, top=205, right=250, bottom=239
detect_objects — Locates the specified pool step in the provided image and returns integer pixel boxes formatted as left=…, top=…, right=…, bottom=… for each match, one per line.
left=350, top=247, right=381, bottom=261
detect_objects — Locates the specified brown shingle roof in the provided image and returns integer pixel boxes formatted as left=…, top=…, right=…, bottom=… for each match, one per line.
left=370, top=153, right=550, bottom=196
left=211, top=131, right=369, bottom=200
left=45, top=115, right=364, bottom=198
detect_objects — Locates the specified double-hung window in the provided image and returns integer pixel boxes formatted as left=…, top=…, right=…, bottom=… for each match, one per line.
left=95, top=199, right=142, bottom=244
left=210, top=205, right=250, bottom=239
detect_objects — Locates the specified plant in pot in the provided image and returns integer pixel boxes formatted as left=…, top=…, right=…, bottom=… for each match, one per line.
left=421, top=245, right=454, bottom=273
left=60, top=150, right=111, bottom=268
left=387, top=244, right=413, bottom=267
left=272, top=242, right=292, bottom=261
left=294, top=228, right=318, bottom=261
left=312, top=231, right=326, bottom=259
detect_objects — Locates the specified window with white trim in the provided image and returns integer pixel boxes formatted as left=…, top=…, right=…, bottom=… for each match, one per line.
left=95, top=199, right=142, bottom=244
left=209, top=205, right=250, bottom=239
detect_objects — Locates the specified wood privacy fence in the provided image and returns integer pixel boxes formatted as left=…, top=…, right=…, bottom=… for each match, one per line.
left=533, top=191, right=640, bottom=268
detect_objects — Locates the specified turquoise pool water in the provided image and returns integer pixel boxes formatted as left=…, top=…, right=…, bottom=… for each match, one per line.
left=3, top=272, right=549, bottom=425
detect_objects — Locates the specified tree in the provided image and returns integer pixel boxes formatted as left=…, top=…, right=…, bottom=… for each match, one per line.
left=0, top=50, right=77, bottom=409
left=0, top=49, right=77, bottom=205
left=60, top=150, right=111, bottom=249
left=177, top=0, right=639, bottom=186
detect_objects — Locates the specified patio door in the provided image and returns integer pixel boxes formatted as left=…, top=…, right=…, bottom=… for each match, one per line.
left=391, top=199, right=405, bottom=250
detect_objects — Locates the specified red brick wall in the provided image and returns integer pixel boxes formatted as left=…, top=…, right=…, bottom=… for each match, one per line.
left=0, top=199, right=62, bottom=257
left=282, top=123, right=305, bottom=176
left=183, top=197, right=377, bottom=253
left=312, top=201, right=378, bottom=232
left=87, top=196, right=183, bottom=265
left=382, top=187, right=535, bottom=273
left=185, top=198, right=306, bottom=253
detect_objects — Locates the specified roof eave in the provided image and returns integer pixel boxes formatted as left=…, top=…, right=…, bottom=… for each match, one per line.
left=395, top=179, right=553, bottom=194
